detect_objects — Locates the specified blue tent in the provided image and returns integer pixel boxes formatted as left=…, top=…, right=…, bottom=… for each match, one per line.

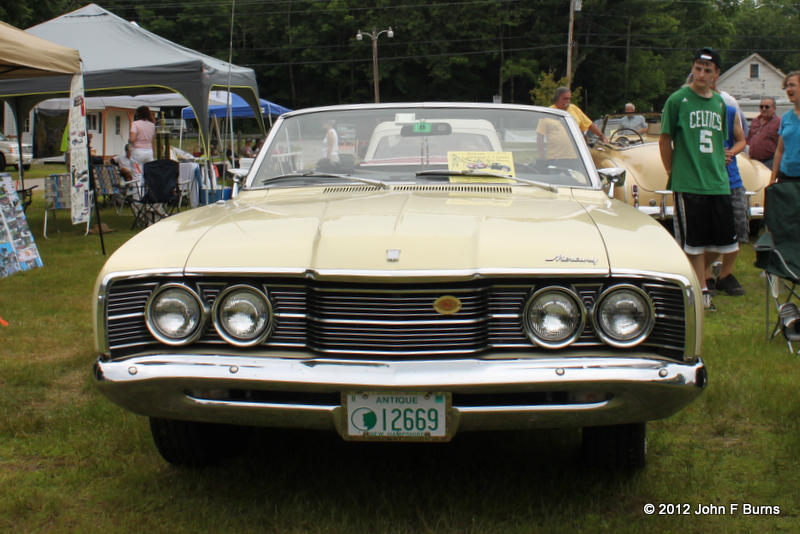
left=182, top=92, right=291, bottom=120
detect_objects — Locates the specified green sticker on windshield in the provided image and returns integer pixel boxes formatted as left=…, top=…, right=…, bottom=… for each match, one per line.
left=413, top=123, right=432, bottom=133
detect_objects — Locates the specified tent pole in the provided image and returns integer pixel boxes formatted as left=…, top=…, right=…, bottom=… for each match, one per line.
left=227, top=0, right=237, bottom=171
left=13, top=100, right=25, bottom=191
left=87, top=138, right=106, bottom=255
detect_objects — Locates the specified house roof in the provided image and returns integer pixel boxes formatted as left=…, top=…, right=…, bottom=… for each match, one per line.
left=718, top=52, right=786, bottom=86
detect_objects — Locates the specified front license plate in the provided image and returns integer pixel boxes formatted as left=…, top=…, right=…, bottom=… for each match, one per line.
left=342, top=391, right=451, bottom=441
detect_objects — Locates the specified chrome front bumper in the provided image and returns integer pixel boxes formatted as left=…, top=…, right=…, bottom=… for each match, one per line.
left=3, top=153, right=32, bottom=165
left=94, top=354, right=706, bottom=437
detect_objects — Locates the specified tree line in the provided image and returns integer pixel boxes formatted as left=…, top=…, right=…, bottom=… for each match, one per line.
left=3, top=0, right=799, bottom=116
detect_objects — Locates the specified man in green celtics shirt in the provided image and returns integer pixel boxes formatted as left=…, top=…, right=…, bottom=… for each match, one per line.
left=659, top=47, right=737, bottom=312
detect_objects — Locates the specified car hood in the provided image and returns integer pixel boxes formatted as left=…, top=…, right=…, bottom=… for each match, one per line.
left=101, top=185, right=688, bottom=279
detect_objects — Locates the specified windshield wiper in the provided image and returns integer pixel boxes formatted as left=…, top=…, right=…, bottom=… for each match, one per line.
left=260, top=171, right=388, bottom=189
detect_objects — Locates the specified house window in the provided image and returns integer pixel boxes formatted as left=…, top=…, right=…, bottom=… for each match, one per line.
left=750, top=64, right=760, bottom=78
left=115, top=116, right=121, bottom=135
left=87, top=112, right=102, bottom=133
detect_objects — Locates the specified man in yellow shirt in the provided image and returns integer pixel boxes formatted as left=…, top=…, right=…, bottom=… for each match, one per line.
left=536, top=86, right=608, bottom=165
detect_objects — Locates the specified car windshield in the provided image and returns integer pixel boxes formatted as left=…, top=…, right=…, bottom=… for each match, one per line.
left=246, top=105, right=595, bottom=189
left=600, top=112, right=662, bottom=137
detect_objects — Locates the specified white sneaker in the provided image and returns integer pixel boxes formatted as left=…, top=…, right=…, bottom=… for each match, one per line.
left=703, top=290, right=716, bottom=312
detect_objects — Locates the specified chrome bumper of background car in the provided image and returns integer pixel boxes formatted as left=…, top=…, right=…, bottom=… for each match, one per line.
left=94, top=354, right=706, bottom=436
left=640, top=190, right=764, bottom=220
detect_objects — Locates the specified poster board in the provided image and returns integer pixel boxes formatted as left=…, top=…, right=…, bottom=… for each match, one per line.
left=0, top=174, right=43, bottom=278
left=67, top=74, right=90, bottom=225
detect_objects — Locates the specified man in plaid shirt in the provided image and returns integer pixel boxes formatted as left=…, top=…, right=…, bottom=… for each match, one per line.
left=747, top=97, right=781, bottom=169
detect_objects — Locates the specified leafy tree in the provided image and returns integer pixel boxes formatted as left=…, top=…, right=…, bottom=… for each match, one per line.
left=8, top=0, right=799, bottom=116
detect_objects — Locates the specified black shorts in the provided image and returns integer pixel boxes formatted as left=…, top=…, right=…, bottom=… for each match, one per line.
left=673, top=192, right=739, bottom=255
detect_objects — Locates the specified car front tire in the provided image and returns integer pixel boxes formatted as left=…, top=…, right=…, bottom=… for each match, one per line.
left=0, top=153, right=6, bottom=172
left=581, top=422, right=647, bottom=471
left=149, top=417, right=251, bottom=468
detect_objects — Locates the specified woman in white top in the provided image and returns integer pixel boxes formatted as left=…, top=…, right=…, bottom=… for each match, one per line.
left=322, top=120, right=339, bottom=163
left=129, top=106, right=156, bottom=173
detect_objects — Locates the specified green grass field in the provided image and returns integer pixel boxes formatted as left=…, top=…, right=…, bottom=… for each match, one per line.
left=0, top=191, right=798, bottom=533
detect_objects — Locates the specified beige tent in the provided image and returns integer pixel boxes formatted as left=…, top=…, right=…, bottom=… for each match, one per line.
left=0, top=20, right=81, bottom=188
left=0, top=20, right=81, bottom=79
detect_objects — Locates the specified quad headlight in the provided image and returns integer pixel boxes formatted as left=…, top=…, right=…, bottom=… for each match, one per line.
left=524, top=287, right=585, bottom=348
left=592, top=285, right=654, bottom=347
left=212, top=285, right=273, bottom=346
left=145, top=284, right=207, bottom=345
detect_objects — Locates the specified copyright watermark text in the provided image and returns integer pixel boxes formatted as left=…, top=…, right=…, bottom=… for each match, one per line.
left=643, top=503, right=780, bottom=516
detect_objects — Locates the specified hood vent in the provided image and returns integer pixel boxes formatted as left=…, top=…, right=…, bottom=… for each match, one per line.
left=323, top=184, right=514, bottom=195
left=393, top=184, right=513, bottom=194
left=324, top=185, right=382, bottom=194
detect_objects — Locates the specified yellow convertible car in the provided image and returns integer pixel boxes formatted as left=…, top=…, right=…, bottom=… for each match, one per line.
left=92, top=103, right=706, bottom=470
left=590, top=112, right=770, bottom=235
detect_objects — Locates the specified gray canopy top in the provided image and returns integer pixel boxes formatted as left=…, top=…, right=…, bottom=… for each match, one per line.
left=0, top=3, right=263, bottom=152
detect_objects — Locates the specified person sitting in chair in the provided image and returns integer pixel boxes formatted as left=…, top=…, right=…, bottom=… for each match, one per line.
left=111, top=143, right=143, bottom=198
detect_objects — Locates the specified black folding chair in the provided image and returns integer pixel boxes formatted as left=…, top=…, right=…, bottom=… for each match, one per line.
left=754, top=180, right=800, bottom=353
left=127, top=159, right=179, bottom=229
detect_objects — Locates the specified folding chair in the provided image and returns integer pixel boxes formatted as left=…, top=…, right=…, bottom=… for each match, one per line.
left=754, top=180, right=800, bottom=353
left=127, top=159, right=179, bottom=229
left=43, top=173, right=91, bottom=238
left=13, top=185, right=37, bottom=212
left=92, top=165, right=127, bottom=214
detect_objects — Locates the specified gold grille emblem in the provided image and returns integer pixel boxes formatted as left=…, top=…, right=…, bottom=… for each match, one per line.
left=433, top=295, right=462, bottom=315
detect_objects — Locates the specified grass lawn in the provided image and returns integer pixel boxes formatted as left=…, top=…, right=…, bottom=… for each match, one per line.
left=0, top=192, right=799, bottom=533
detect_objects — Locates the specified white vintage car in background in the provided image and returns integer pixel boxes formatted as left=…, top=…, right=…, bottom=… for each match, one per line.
left=93, top=103, right=707, bottom=470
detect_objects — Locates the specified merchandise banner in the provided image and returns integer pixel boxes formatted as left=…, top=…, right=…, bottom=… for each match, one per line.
left=67, top=73, right=90, bottom=225
left=0, top=173, right=43, bottom=279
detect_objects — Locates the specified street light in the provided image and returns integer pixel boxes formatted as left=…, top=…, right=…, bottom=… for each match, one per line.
left=356, top=27, right=394, bottom=103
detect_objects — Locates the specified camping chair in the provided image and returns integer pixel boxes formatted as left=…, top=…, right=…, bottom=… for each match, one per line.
left=127, top=159, right=179, bottom=229
left=92, top=165, right=126, bottom=214
left=15, top=184, right=38, bottom=212
left=754, top=180, right=800, bottom=353
left=43, top=173, right=91, bottom=238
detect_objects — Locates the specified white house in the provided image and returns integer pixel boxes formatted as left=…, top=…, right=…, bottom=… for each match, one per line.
left=716, top=53, right=789, bottom=115
left=35, top=94, right=193, bottom=160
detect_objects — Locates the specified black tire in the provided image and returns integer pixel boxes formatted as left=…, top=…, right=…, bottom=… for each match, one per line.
left=0, top=153, right=6, bottom=172
left=581, top=422, right=647, bottom=471
left=149, top=417, right=251, bottom=468
left=22, top=164, right=31, bottom=171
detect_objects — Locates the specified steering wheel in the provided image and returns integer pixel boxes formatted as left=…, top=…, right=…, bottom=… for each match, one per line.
left=610, top=128, right=644, bottom=145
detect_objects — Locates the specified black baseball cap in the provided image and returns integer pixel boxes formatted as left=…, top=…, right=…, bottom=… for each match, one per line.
left=694, top=47, right=721, bottom=69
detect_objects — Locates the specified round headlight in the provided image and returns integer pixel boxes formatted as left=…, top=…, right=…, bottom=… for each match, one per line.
left=213, top=285, right=273, bottom=346
left=524, top=287, right=585, bottom=348
left=593, top=285, right=654, bottom=347
left=145, top=284, right=207, bottom=345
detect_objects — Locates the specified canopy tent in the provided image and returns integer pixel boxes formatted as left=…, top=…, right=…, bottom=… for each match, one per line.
left=0, top=4, right=264, bottom=157
left=0, top=20, right=81, bottom=79
left=0, top=19, right=82, bottom=189
left=37, top=93, right=204, bottom=111
left=182, top=91, right=292, bottom=120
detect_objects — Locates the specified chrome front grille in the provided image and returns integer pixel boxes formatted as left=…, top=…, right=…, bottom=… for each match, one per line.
left=104, top=278, right=687, bottom=358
